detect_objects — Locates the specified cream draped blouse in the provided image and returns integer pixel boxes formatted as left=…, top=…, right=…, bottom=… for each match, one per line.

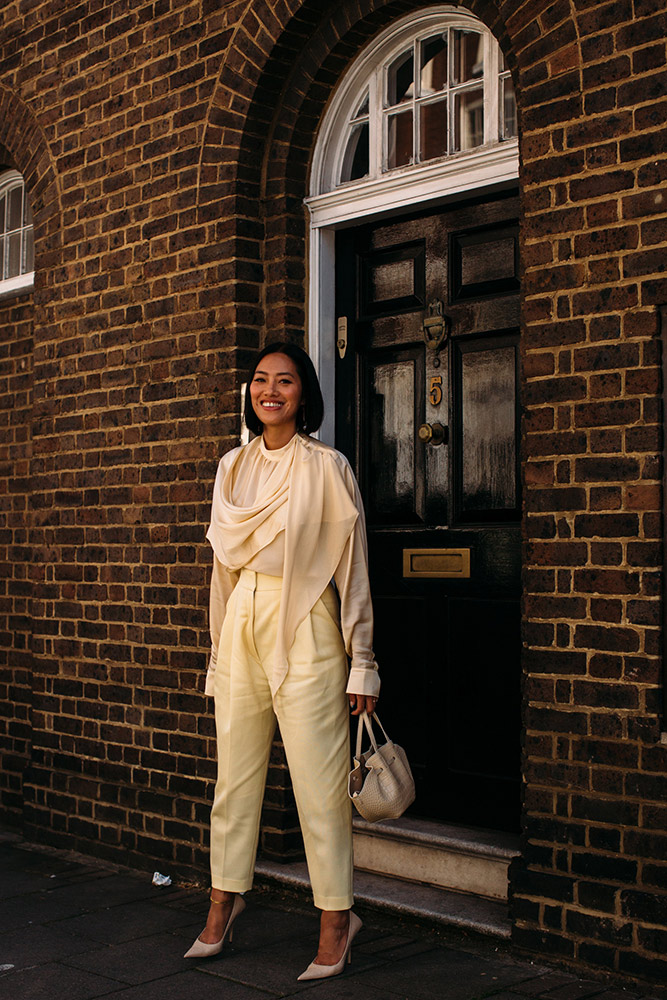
left=205, top=433, right=380, bottom=699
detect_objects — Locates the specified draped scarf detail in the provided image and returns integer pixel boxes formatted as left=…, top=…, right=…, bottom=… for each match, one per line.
left=206, top=434, right=359, bottom=696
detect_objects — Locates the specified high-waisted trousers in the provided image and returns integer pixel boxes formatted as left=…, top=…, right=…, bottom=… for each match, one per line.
left=210, top=568, right=354, bottom=910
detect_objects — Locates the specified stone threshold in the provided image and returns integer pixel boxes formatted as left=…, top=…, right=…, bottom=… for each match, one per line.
left=254, top=857, right=512, bottom=940
left=352, top=815, right=521, bottom=902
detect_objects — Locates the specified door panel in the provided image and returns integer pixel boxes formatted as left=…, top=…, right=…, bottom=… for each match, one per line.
left=336, top=190, right=521, bottom=832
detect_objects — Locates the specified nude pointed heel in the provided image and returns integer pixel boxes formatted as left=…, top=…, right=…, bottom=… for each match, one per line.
left=183, top=893, right=246, bottom=959
left=297, top=912, right=362, bottom=981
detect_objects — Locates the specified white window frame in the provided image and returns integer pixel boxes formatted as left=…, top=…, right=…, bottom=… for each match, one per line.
left=0, top=169, right=35, bottom=300
left=305, top=6, right=519, bottom=444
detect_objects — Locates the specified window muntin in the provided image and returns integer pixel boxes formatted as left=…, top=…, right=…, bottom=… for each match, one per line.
left=499, top=51, right=517, bottom=141
left=333, top=14, right=517, bottom=191
left=0, top=171, right=34, bottom=295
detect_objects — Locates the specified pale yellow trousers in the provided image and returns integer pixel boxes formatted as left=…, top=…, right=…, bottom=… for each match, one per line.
left=210, top=568, right=354, bottom=910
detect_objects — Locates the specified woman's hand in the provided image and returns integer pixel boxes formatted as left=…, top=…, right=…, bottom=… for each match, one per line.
left=348, top=693, right=378, bottom=716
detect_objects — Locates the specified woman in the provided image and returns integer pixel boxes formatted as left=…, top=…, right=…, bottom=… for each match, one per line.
left=184, top=342, right=380, bottom=981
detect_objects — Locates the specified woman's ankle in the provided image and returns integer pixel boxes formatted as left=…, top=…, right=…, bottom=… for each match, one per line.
left=210, top=888, right=234, bottom=905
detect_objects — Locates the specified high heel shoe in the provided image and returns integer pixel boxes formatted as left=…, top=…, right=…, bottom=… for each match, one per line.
left=297, top=911, right=363, bottom=981
left=183, top=892, right=246, bottom=959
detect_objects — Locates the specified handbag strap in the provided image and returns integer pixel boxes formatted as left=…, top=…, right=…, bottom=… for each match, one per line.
left=355, top=710, right=390, bottom=758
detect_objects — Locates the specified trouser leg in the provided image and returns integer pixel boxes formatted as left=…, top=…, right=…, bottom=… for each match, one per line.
left=210, top=580, right=276, bottom=892
left=262, top=587, right=354, bottom=911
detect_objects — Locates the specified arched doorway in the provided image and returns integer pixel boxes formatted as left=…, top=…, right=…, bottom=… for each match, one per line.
left=308, top=7, right=521, bottom=836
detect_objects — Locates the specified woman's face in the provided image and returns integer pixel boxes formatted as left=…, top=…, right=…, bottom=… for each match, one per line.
left=250, top=352, right=304, bottom=435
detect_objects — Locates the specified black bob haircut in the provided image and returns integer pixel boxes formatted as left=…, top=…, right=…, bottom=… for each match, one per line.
left=243, top=342, right=325, bottom=437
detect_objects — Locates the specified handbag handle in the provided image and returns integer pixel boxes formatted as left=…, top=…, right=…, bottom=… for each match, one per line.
left=355, top=710, right=390, bottom=758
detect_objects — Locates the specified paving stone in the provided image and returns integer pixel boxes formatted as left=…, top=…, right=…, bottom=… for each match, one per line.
left=60, top=931, right=196, bottom=985
left=514, top=975, right=581, bottom=996
left=2, top=922, right=103, bottom=971
left=2, top=846, right=87, bottom=878
left=0, top=961, right=123, bottom=1000
left=296, top=977, right=406, bottom=1000
left=0, top=866, right=60, bottom=899
left=593, top=992, right=642, bottom=1000
left=351, top=947, right=541, bottom=1000
left=356, top=932, right=421, bottom=955
left=95, top=970, right=267, bottom=1000
left=483, top=994, right=536, bottom=1000
left=0, top=890, right=94, bottom=933
left=45, top=873, right=168, bottom=912
left=53, top=900, right=196, bottom=944
left=544, top=984, right=609, bottom=1000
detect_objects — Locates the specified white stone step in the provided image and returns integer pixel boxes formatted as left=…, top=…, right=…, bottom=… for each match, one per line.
left=254, top=858, right=512, bottom=939
left=352, top=816, right=520, bottom=902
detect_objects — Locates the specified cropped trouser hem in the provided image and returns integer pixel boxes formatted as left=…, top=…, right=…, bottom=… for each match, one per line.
left=211, top=569, right=354, bottom=911
left=311, top=893, right=354, bottom=911
left=211, top=878, right=253, bottom=893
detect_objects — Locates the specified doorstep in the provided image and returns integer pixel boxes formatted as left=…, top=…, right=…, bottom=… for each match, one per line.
left=254, top=817, right=519, bottom=941
left=254, top=859, right=511, bottom=939
left=352, top=815, right=521, bottom=902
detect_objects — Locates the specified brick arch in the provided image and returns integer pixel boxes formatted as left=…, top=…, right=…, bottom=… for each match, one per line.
left=197, top=0, right=583, bottom=345
left=0, top=84, right=61, bottom=825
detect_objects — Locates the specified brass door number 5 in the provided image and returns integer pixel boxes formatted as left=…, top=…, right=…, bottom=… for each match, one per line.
left=429, top=375, right=442, bottom=407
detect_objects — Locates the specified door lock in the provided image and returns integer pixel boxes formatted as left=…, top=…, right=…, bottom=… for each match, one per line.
left=336, top=317, right=348, bottom=359
left=418, top=422, right=448, bottom=445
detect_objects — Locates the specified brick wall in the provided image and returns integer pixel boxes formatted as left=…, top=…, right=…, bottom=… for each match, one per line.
left=0, top=292, right=33, bottom=823
left=513, top=0, right=667, bottom=984
left=1, top=0, right=248, bottom=873
left=0, top=0, right=665, bottom=987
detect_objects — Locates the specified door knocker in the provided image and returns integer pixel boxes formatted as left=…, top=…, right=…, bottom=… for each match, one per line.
left=422, top=299, right=449, bottom=367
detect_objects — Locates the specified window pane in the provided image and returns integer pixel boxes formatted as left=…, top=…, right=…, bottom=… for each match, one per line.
left=452, top=30, right=484, bottom=85
left=387, top=109, right=413, bottom=168
left=501, top=75, right=517, bottom=139
left=6, top=230, right=21, bottom=278
left=420, top=34, right=447, bottom=96
left=22, top=227, right=34, bottom=273
left=0, top=193, right=6, bottom=235
left=420, top=99, right=448, bottom=161
left=387, top=48, right=414, bottom=106
left=0, top=236, right=4, bottom=279
left=23, top=191, right=33, bottom=227
left=8, top=185, right=22, bottom=231
left=453, top=87, right=484, bottom=151
left=340, top=121, right=370, bottom=182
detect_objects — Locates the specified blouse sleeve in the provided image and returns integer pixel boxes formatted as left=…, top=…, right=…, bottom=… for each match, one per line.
left=333, top=461, right=380, bottom=698
left=205, top=555, right=239, bottom=696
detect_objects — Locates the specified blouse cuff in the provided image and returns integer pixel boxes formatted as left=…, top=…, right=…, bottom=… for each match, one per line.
left=346, top=665, right=380, bottom=698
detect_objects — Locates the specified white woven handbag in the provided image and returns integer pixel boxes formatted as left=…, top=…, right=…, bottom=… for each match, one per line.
left=348, top=711, right=415, bottom=822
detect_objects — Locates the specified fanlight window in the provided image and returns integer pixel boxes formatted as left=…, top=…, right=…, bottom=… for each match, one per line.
left=0, top=171, right=34, bottom=295
left=323, top=13, right=517, bottom=193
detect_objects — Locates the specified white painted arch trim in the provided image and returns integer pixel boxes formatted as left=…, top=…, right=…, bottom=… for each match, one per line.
left=306, top=140, right=518, bottom=230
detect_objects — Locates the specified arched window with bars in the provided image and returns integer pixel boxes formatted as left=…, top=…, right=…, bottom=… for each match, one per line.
left=0, top=170, right=34, bottom=298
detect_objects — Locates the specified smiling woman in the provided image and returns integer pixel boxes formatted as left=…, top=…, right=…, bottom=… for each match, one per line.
left=191, top=342, right=380, bottom=981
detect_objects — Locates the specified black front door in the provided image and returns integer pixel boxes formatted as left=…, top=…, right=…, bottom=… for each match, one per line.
left=335, top=189, right=521, bottom=833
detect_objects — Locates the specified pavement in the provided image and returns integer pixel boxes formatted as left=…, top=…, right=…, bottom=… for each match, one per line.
left=0, top=830, right=664, bottom=1000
